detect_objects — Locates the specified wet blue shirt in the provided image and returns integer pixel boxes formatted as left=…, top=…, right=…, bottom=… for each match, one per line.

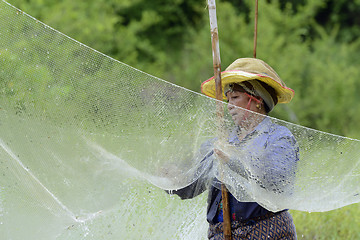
left=173, top=117, right=299, bottom=224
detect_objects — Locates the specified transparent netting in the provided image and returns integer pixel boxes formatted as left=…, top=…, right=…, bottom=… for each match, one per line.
left=1, top=1, right=360, bottom=239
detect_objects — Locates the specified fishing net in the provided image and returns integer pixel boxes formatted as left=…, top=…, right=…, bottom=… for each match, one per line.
left=1, top=1, right=360, bottom=239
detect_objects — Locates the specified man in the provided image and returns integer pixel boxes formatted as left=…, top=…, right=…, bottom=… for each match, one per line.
left=173, top=58, right=298, bottom=239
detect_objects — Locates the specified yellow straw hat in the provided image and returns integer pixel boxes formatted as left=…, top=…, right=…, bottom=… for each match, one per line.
left=201, top=58, right=294, bottom=104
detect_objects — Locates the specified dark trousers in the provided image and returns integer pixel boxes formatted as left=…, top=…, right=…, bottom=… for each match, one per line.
left=208, top=211, right=297, bottom=240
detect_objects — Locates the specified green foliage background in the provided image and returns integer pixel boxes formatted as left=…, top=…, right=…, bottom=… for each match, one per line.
left=5, top=0, right=360, bottom=239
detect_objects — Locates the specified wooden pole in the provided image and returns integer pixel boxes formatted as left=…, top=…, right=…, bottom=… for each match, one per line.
left=253, top=0, right=259, bottom=58
left=207, top=1, right=232, bottom=239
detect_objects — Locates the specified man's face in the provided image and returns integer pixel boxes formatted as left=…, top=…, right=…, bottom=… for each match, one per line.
left=226, top=90, right=250, bottom=126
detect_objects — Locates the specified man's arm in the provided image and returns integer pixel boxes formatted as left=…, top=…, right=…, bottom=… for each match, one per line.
left=169, top=141, right=215, bottom=199
left=256, top=129, right=299, bottom=194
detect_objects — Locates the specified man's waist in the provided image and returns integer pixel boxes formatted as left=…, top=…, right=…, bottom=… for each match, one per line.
left=214, top=207, right=287, bottom=224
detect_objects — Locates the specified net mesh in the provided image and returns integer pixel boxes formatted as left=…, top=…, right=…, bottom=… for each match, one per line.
left=1, top=1, right=360, bottom=239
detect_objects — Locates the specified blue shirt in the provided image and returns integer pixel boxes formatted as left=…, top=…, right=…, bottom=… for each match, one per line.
left=173, top=117, right=299, bottom=224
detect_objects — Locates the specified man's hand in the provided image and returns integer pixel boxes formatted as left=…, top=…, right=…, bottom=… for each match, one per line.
left=214, top=148, right=230, bottom=163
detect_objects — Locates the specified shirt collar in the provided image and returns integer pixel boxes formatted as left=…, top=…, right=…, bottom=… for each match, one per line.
left=228, top=116, right=271, bottom=144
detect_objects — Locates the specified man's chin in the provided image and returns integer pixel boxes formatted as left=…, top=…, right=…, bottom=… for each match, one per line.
left=231, top=115, right=243, bottom=126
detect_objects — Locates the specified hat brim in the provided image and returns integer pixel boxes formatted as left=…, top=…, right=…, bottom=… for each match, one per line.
left=201, top=70, right=294, bottom=103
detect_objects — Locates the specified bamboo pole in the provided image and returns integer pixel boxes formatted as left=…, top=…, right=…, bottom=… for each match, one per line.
left=207, top=1, right=232, bottom=239
left=253, top=0, right=259, bottom=58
